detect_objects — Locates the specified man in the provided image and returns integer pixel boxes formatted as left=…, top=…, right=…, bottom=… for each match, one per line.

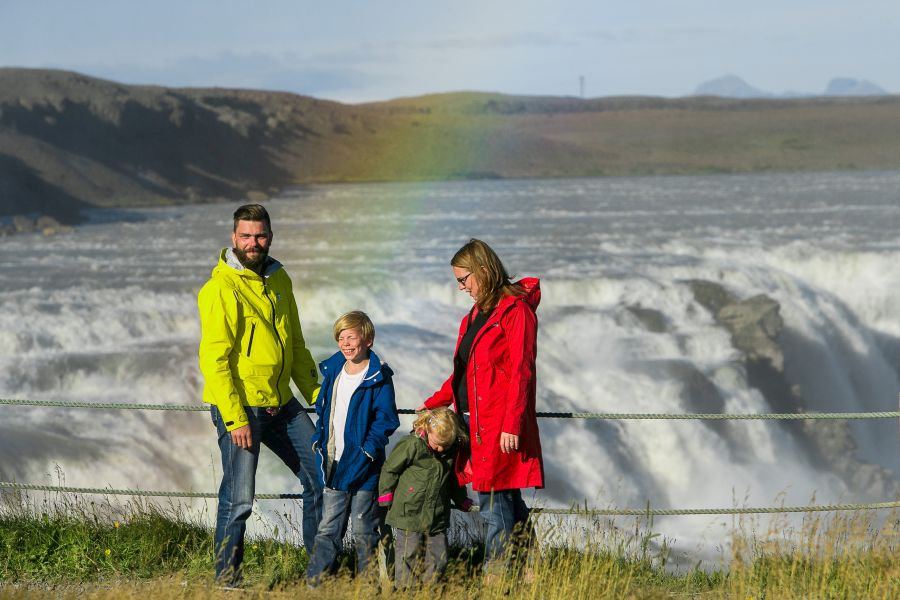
left=198, top=203, right=322, bottom=586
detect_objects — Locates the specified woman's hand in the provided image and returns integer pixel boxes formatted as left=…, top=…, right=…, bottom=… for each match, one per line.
left=500, top=432, right=519, bottom=454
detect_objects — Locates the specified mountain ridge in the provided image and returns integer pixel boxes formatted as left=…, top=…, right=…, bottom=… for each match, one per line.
left=4, top=68, right=900, bottom=229
left=695, top=74, right=889, bottom=98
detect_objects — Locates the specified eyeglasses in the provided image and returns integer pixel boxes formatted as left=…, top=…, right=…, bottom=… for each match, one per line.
left=455, top=272, right=472, bottom=286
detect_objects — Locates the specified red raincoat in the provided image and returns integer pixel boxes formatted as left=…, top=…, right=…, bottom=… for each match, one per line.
left=425, top=277, right=544, bottom=492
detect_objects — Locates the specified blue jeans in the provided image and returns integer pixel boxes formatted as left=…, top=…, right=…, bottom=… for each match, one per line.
left=305, top=487, right=380, bottom=583
left=211, top=398, right=323, bottom=584
left=478, top=489, right=530, bottom=572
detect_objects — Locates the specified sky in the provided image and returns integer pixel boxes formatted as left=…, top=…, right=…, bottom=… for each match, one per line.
left=2, top=0, right=897, bottom=103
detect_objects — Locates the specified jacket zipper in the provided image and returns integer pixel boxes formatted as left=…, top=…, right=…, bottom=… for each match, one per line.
left=468, top=306, right=504, bottom=446
left=263, top=279, right=286, bottom=405
left=246, top=323, right=256, bottom=357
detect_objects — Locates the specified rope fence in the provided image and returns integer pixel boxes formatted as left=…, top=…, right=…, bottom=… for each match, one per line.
left=3, top=397, right=898, bottom=420
left=3, top=395, right=899, bottom=516
left=1, top=480, right=899, bottom=516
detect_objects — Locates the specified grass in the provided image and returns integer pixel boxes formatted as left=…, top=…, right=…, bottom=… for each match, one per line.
left=1, top=491, right=899, bottom=599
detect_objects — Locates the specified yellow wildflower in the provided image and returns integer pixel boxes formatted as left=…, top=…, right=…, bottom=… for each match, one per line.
left=105, top=548, right=111, bottom=556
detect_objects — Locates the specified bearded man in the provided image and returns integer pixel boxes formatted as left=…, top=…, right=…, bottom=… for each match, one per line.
left=197, top=203, right=322, bottom=587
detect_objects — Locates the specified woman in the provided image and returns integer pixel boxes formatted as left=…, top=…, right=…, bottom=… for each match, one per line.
left=421, top=238, right=544, bottom=573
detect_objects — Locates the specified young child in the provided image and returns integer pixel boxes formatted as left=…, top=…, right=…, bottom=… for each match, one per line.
left=305, top=311, right=400, bottom=584
left=378, top=407, right=475, bottom=588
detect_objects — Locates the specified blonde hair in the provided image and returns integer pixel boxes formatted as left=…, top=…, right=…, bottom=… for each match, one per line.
left=451, top=238, right=524, bottom=311
left=332, top=310, right=375, bottom=343
left=413, top=408, right=468, bottom=447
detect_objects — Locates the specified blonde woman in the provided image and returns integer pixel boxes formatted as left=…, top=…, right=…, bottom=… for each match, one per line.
left=421, top=238, right=544, bottom=574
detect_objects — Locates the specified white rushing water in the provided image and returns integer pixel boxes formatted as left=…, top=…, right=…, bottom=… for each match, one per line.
left=2, top=170, right=900, bottom=557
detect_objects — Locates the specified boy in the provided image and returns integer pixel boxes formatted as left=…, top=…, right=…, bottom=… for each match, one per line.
left=306, top=311, right=400, bottom=583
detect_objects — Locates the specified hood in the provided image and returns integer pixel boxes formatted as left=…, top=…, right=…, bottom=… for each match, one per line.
left=211, top=247, right=283, bottom=280
left=515, top=277, right=541, bottom=310
left=481, top=277, right=540, bottom=317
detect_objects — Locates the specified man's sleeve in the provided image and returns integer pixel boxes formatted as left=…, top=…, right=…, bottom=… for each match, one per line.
left=198, top=280, right=247, bottom=431
left=287, top=287, right=320, bottom=405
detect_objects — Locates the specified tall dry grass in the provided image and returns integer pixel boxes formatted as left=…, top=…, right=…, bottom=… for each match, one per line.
left=2, top=489, right=899, bottom=599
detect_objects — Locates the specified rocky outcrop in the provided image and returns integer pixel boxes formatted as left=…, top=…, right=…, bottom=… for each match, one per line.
left=687, top=279, right=900, bottom=498
left=688, top=279, right=785, bottom=372
left=625, top=305, right=668, bottom=333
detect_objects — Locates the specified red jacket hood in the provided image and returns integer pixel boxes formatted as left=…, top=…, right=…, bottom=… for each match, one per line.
left=509, top=277, right=540, bottom=311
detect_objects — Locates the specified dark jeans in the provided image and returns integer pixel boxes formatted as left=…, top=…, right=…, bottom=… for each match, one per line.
left=211, top=399, right=322, bottom=584
left=393, top=528, right=448, bottom=588
left=305, top=487, right=380, bottom=583
left=478, top=488, right=531, bottom=573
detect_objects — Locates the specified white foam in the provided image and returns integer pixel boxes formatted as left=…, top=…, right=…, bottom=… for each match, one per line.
left=3, top=171, right=900, bottom=556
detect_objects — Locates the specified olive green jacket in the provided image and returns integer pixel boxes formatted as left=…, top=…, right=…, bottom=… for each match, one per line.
left=378, top=432, right=471, bottom=535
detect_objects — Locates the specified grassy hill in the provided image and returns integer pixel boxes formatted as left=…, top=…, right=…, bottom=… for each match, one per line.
left=3, top=68, right=900, bottom=225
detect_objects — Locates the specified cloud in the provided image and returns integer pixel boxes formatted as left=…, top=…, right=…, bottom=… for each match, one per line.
left=61, top=51, right=377, bottom=97
left=422, top=31, right=578, bottom=51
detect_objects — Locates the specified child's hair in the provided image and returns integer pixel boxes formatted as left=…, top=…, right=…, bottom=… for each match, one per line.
left=332, top=310, right=375, bottom=342
left=413, top=407, right=468, bottom=447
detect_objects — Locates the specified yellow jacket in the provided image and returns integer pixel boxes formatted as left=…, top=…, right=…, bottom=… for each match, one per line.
left=198, top=248, right=320, bottom=431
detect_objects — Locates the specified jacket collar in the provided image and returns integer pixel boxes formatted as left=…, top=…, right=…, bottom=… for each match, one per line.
left=215, top=247, right=283, bottom=280
left=471, top=277, right=541, bottom=321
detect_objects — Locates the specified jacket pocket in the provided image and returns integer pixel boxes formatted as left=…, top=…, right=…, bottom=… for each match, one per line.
left=246, top=323, right=256, bottom=357
left=240, top=317, right=279, bottom=367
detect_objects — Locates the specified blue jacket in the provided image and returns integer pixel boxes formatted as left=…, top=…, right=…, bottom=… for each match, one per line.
left=312, top=349, right=400, bottom=492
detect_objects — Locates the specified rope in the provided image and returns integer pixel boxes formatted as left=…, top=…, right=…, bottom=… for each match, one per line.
left=2, top=398, right=897, bottom=420
left=536, top=411, right=900, bottom=420
left=532, top=502, right=900, bottom=516
left=0, top=482, right=296, bottom=500
left=2, top=482, right=898, bottom=515
left=3, top=397, right=899, bottom=516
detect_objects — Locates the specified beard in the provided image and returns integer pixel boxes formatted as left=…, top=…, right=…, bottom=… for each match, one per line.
left=233, top=245, right=269, bottom=272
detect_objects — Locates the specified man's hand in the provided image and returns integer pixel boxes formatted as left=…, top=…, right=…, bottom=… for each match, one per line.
left=230, top=425, right=253, bottom=449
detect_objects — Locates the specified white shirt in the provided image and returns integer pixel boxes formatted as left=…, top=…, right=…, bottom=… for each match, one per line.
left=332, top=363, right=367, bottom=461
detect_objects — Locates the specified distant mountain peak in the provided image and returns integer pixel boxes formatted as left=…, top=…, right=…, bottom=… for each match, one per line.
left=694, top=74, right=889, bottom=98
left=825, top=77, right=887, bottom=96
left=694, top=75, right=769, bottom=98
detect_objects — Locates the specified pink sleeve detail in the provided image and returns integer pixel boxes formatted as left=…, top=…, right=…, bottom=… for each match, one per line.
left=377, top=492, right=394, bottom=504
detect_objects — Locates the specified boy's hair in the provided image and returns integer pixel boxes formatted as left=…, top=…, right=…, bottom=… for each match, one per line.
left=333, top=310, right=375, bottom=342
left=233, top=203, right=272, bottom=232
left=413, top=407, right=468, bottom=447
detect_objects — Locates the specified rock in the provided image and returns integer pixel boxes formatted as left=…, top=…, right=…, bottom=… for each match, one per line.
left=625, top=305, right=668, bottom=333
left=36, top=214, right=64, bottom=235
left=687, top=280, right=784, bottom=371
left=717, top=295, right=784, bottom=371
left=12, top=215, right=34, bottom=233
left=687, top=279, right=737, bottom=315
left=685, top=278, right=900, bottom=499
